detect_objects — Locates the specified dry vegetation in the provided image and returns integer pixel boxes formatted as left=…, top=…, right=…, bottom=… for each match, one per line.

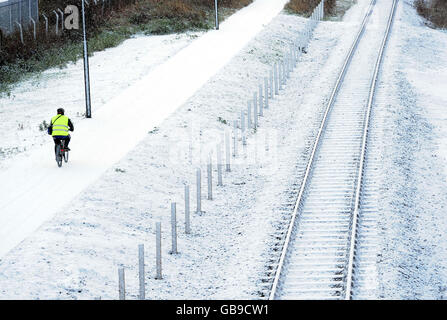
left=286, top=0, right=336, bottom=16
left=0, top=0, right=252, bottom=93
left=415, top=0, right=447, bottom=28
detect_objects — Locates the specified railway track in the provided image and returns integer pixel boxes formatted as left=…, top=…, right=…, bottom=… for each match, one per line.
left=268, top=0, right=398, bottom=300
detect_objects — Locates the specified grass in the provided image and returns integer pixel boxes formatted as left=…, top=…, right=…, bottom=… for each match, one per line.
left=415, top=0, right=447, bottom=29
left=0, top=0, right=252, bottom=96
left=285, top=0, right=336, bottom=16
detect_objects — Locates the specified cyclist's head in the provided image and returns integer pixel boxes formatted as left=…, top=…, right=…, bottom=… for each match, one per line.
left=57, top=108, right=65, bottom=115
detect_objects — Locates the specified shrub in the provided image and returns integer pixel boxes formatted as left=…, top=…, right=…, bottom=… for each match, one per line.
left=0, top=0, right=253, bottom=93
left=286, top=0, right=336, bottom=16
left=416, top=0, right=447, bottom=28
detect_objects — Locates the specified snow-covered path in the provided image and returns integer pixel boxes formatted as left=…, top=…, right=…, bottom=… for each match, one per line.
left=0, top=0, right=290, bottom=259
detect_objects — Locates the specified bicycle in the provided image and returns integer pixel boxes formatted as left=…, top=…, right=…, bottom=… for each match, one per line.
left=55, top=139, right=69, bottom=167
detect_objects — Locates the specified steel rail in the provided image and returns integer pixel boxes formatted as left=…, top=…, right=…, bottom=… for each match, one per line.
left=268, top=0, right=377, bottom=300
left=344, top=0, right=398, bottom=300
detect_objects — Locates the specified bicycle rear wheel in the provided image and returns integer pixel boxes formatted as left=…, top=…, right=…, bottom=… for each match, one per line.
left=55, top=144, right=62, bottom=167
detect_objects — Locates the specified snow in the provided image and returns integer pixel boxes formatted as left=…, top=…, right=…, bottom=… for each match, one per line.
left=1, top=0, right=446, bottom=300
left=0, top=0, right=290, bottom=260
left=0, top=0, right=373, bottom=299
left=0, top=33, right=199, bottom=169
left=360, top=0, right=447, bottom=299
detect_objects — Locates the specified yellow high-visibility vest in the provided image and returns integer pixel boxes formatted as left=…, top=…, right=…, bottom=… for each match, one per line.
left=51, top=115, right=69, bottom=136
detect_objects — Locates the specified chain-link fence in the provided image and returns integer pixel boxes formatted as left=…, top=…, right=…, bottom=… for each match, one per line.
left=0, top=0, right=39, bottom=34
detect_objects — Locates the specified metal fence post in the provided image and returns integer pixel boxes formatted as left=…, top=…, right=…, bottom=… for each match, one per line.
left=264, top=77, right=269, bottom=109
left=30, top=17, right=36, bottom=40
left=207, top=155, right=213, bottom=200
left=233, top=121, right=238, bottom=157
left=274, top=63, right=279, bottom=95
left=214, top=0, right=219, bottom=30
left=247, top=100, right=252, bottom=129
left=225, top=131, right=231, bottom=172
left=42, top=13, right=48, bottom=36
left=53, top=10, right=58, bottom=35
left=36, top=0, right=39, bottom=23
left=138, top=244, right=145, bottom=300
left=196, top=168, right=202, bottom=212
left=278, top=62, right=282, bottom=90
left=290, top=50, right=294, bottom=72
left=279, top=60, right=286, bottom=85
left=82, top=0, right=92, bottom=119
left=265, top=130, right=270, bottom=152
left=118, top=267, right=125, bottom=300
left=289, top=49, right=294, bottom=70
left=217, top=144, right=223, bottom=186
left=14, top=22, right=23, bottom=44
left=322, top=0, right=325, bottom=20
left=185, top=185, right=191, bottom=234
left=294, top=45, right=298, bottom=65
left=291, top=48, right=295, bottom=69
left=9, top=5, right=12, bottom=33
left=155, top=222, right=162, bottom=279
left=170, top=202, right=177, bottom=254
left=18, top=0, right=22, bottom=24
left=242, top=122, right=247, bottom=146
left=283, top=60, right=287, bottom=84
left=253, top=93, right=258, bottom=130
left=57, top=8, right=64, bottom=31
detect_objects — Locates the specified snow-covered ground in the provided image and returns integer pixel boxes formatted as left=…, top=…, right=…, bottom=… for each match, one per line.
left=0, top=0, right=374, bottom=299
left=0, top=0, right=291, bottom=260
left=1, top=0, right=446, bottom=300
left=368, top=0, right=447, bottom=299
left=0, top=33, right=200, bottom=169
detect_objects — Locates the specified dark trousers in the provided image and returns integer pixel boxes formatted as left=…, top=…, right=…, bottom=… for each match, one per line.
left=53, top=135, right=70, bottom=153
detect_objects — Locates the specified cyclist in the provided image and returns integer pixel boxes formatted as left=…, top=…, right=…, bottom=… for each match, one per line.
left=48, top=108, right=74, bottom=155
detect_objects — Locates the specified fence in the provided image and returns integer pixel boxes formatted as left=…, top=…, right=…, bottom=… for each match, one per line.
left=0, top=0, right=38, bottom=35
